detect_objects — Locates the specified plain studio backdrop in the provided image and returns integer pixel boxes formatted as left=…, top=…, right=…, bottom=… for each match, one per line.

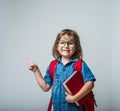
left=0, top=0, right=120, bottom=111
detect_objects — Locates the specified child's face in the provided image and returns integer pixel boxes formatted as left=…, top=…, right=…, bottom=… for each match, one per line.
left=57, top=34, right=76, bottom=59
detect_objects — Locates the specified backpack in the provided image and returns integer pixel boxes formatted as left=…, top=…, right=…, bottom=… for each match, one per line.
left=47, top=58, right=95, bottom=111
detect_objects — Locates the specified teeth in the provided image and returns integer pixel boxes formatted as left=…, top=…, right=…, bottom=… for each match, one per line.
left=63, top=50, right=69, bottom=51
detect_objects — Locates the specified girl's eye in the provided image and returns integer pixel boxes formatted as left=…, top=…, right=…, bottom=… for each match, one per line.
left=59, top=41, right=65, bottom=44
left=68, top=41, right=74, bottom=45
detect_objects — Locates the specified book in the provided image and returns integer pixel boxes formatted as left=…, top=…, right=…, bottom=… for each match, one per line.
left=63, top=70, right=93, bottom=106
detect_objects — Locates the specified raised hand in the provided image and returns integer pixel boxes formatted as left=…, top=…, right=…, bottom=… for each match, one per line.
left=27, top=58, right=39, bottom=73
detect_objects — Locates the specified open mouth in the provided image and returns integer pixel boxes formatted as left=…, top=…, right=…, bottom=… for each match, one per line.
left=62, top=50, right=70, bottom=52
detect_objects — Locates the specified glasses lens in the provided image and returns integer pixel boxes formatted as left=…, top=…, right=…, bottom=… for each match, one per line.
left=58, top=41, right=75, bottom=47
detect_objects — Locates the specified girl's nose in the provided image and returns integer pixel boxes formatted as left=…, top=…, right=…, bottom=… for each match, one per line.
left=64, top=42, right=69, bottom=47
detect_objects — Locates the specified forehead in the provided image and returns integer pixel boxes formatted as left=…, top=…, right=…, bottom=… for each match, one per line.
left=60, top=34, right=74, bottom=41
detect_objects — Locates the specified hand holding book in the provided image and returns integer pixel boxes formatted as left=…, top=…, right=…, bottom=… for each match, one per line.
left=63, top=71, right=94, bottom=106
left=65, top=91, right=77, bottom=104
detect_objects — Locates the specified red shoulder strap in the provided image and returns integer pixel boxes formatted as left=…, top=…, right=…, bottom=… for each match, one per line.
left=47, top=97, right=52, bottom=111
left=49, top=59, right=57, bottom=80
left=48, top=60, right=57, bottom=111
left=49, top=58, right=82, bottom=78
left=74, top=58, right=82, bottom=71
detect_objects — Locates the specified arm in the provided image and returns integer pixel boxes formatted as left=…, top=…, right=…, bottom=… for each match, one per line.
left=66, top=60, right=95, bottom=103
left=65, top=80, right=94, bottom=103
left=28, top=58, right=51, bottom=92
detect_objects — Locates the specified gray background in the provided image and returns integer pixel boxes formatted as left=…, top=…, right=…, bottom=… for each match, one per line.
left=0, top=0, right=120, bottom=111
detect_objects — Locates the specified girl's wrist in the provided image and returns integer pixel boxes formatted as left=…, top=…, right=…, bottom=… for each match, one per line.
left=72, top=95, right=77, bottom=102
left=33, top=68, right=39, bottom=73
left=73, top=94, right=80, bottom=102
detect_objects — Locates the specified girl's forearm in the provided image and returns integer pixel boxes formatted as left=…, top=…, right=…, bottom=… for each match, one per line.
left=34, top=69, right=51, bottom=92
left=73, top=80, right=94, bottom=102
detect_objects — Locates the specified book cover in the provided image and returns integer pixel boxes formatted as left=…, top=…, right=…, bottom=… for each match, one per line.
left=63, top=70, right=93, bottom=106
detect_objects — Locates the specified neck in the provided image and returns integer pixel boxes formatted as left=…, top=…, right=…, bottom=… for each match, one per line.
left=61, top=57, right=70, bottom=65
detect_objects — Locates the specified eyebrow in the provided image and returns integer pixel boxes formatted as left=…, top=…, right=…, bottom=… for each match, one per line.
left=59, top=40, right=74, bottom=42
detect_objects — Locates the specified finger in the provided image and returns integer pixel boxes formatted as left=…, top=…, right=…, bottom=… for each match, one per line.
left=26, top=57, right=32, bottom=63
left=65, top=91, right=69, bottom=96
left=29, top=66, right=32, bottom=70
left=29, top=62, right=35, bottom=67
left=27, top=58, right=35, bottom=66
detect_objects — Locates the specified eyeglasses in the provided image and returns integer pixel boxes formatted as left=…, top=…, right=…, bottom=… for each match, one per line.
left=57, top=41, right=75, bottom=47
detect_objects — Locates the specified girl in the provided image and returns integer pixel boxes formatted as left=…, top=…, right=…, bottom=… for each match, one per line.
left=28, top=29, right=96, bottom=111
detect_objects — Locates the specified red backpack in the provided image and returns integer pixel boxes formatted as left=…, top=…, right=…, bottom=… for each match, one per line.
left=47, top=58, right=95, bottom=111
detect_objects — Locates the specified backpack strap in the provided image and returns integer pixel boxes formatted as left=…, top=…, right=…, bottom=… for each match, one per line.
left=49, top=58, right=82, bottom=79
left=74, top=58, right=82, bottom=71
left=47, top=59, right=57, bottom=111
left=47, top=97, right=52, bottom=111
left=49, top=59, right=57, bottom=80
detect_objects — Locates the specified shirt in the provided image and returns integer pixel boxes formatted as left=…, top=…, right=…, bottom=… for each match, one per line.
left=44, top=58, right=96, bottom=111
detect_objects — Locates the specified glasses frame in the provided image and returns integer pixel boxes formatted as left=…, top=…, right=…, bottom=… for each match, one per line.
left=57, top=40, right=75, bottom=48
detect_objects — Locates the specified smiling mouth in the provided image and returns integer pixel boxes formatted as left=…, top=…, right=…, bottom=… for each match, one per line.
left=62, top=50, right=70, bottom=51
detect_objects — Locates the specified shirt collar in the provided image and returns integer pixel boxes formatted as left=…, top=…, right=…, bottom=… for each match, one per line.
left=57, top=57, right=78, bottom=63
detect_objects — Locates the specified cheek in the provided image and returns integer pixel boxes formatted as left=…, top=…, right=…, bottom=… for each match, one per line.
left=57, top=47, right=61, bottom=52
left=70, top=47, right=76, bottom=54
left=71, top=46, right=76, bottom=51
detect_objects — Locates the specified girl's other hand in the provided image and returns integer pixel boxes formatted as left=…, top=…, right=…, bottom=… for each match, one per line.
left=65, top=92, right=75, bottom=103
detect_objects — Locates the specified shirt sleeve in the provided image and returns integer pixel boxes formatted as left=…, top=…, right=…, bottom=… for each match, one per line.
left=81, top=60, right=96, bottom=82
left=44, top=66, right=53, bottom=85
